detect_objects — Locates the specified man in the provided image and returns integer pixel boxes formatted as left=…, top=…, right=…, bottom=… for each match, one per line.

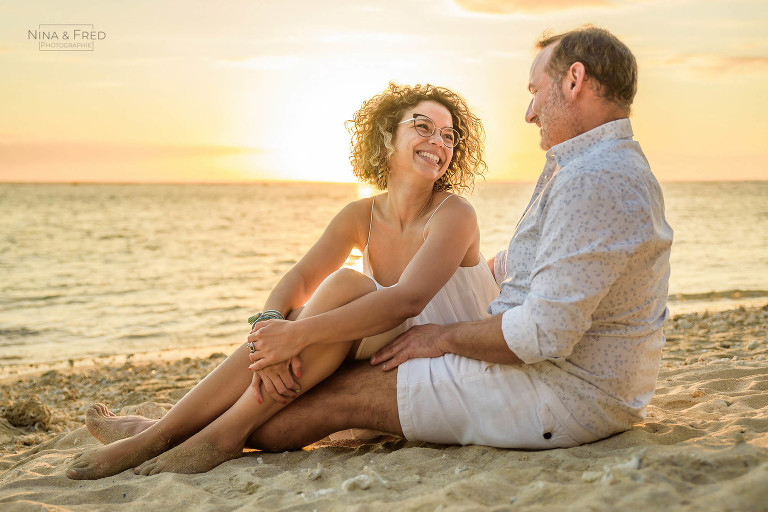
left=250, top=25, right=673, bottom=450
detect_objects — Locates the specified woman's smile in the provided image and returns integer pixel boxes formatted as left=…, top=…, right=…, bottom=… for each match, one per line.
left=417, top=150, right=441, bottom=166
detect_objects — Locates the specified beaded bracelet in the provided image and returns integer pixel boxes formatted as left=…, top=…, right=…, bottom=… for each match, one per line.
left=248, top=309, right=285, bottom=327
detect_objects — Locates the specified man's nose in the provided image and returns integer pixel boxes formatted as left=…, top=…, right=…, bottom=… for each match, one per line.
left=525, top=99, right=536, bottom=124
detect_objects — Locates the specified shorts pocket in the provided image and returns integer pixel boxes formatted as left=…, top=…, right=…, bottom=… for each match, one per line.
left=536, top=402, right=579, bottom=449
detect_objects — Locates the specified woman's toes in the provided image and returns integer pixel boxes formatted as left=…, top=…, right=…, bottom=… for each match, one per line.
left=66, top=465, right=91, bottom=480
left=135, top=458, right=157, bottom=476
left=68, top=459, right=87, bottom=470
left=89, top=403, right=105, bottom=417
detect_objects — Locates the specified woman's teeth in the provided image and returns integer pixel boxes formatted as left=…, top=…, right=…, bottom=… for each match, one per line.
left=418, top=151, right=439, bottom=164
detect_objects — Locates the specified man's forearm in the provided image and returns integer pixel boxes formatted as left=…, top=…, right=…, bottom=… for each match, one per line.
left=440, top=315, right=522, bottom=365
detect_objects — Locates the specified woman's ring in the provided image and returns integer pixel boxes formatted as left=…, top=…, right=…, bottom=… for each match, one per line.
left=248, top=342, right=255, bottom=354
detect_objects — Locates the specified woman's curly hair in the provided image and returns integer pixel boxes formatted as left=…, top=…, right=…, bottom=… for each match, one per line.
left=347, top=82, right=487, bottom=194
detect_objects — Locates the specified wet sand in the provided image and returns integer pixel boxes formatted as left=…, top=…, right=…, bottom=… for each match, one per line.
left=1, top=304, right=767, bottom=511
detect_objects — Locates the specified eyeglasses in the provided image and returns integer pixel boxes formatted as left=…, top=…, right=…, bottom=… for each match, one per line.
left=398, top=114, right=461, bottom=149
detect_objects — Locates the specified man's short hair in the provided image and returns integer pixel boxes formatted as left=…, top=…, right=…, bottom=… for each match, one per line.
left=537, top=26, right=637, bottom=115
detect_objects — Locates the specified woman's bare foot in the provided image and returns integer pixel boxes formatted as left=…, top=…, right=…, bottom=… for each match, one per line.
left=67, top=426, right=169, bottom=480
left=86, top=403, right=156, bottom=444
left=133, top=428, right=242, bottom=475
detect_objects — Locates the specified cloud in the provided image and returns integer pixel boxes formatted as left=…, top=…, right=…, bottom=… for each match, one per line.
left=220, top=55, right=298, bottom=70
left=0, top=141, right=261, bottom=165
left=75, top=81, right=124, bottom=89
left=666, top=53, right=768, bottom=74
left=452, top=0, right=613, bottom=14
left=317, top=31, right=414, bottom=44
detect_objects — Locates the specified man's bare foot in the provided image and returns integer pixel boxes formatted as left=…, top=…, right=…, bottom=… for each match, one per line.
left=133, top=432, right=242, bottom=475
left=86, top=403, right=156, bottom=444
left=67, top=427, right=169, bottom=480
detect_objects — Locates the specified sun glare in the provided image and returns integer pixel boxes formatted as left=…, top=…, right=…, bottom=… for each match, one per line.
left=357, top=184, right=375, bottom=198
left=253, top=48, right=432, bottom=183
left=263, top=70, right=378, bottom=183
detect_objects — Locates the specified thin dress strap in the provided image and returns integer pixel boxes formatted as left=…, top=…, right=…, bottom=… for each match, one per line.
left=422, top=194, right=454, bottom=240
left=366, top=196, right=375, bottom=246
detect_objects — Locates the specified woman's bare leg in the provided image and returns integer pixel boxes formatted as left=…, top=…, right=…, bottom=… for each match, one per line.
left=132, top=269, right=377, bottom=475
left=67, top=342, right=258, bottom=479
left=85, top=403, right=154, bottom=444
left=86, top=308, right=308, bottom=445
left=84, top=346, right=252, bottom=445
left=133, top=340, right=353, bottom=475
left=68, top=269, right=376, bottom=479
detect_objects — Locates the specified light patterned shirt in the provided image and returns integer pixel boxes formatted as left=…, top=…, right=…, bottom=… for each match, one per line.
left=489, top=119, right=673, bottom=438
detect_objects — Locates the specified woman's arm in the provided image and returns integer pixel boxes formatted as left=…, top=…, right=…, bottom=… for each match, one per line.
left=255, top=200, right=366, bottom=319
left=248, top=198, right=481, bottom=367
left=244, top=199, right=367, bottom=403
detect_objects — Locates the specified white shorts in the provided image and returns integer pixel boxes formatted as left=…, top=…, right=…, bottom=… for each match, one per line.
left=396, top=354, right=599, bottom=449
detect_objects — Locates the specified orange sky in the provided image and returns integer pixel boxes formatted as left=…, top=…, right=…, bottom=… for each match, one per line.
left=1, top=0, right=767, bottom=183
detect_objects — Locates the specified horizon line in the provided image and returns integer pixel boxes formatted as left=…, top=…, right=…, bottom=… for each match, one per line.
left=2, top=178, right=768, bottom=186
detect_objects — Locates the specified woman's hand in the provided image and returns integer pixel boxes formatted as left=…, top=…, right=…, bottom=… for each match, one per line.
left=247, top=319, right=305, bottom=370
left=249, top=356, right=303, bottom=404
left=370, top=323, right=447, bottom=371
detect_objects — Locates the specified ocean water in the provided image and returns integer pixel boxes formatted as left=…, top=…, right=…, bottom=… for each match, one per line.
left=1, top=181, right=767, bottom=370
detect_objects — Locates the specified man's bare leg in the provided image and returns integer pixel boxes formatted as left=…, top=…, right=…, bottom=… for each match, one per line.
left=68, top=269, right=376, bottom=479
left=247, top=361, right=402, bottom=451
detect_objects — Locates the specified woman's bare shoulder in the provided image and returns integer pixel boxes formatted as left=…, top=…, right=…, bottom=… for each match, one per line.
left=337, top=195, right=376, bottom=219
left=330, top=195, right=382, bottom=247
left=435, top=193, right=478, bottom=224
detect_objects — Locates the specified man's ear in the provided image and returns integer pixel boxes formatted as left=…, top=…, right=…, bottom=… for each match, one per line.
left=565, top=62, right=586, bottom=100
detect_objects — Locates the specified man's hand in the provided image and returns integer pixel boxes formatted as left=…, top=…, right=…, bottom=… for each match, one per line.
left=370, top=323, right=448, bottom=371
left=249, top=357, right=303, bottom=404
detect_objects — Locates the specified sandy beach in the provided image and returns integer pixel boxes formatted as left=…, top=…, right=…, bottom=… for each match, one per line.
left=1, top=304, right=767, bottom=511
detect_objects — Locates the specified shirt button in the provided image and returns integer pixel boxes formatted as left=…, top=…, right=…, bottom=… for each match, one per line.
left=543, top=432, right=552, bottom=440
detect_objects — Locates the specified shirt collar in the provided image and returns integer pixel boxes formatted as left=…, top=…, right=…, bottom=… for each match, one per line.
left=546, top=118, right=634, bottom=168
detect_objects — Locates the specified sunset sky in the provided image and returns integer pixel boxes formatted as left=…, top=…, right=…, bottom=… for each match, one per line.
left=1, top=0, right=766, bottom=183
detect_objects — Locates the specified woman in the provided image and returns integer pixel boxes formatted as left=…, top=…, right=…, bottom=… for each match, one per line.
left=67, top=83, right=499, bottom=479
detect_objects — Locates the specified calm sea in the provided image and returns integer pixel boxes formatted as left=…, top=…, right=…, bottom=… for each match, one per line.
left=1, top=181, right=767, bottom=370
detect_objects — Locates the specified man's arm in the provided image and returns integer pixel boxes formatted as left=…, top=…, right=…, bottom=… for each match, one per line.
left=441, top=315, right=521, bottom=364
left=370, top=315, right=521, bottom=371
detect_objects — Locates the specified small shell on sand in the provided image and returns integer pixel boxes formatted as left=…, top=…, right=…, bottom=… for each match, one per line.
left=4, top=396, right=51, bottom=429
left=342, top=474, right=372, bottom=491
left=581, top=453, right=643, bottom=485
left=308, top=463, right=324, bottom=480
left=363, top=466, right=390, bottom=488
left=340, top=467, right=390, bottom=491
